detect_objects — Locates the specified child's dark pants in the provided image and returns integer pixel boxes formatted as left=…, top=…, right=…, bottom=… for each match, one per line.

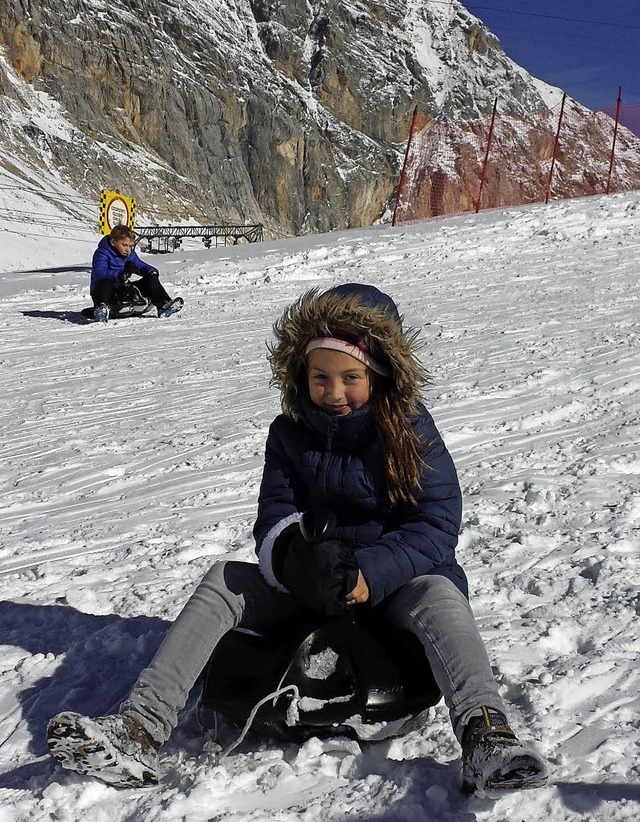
left=91, top=272, right=170, bottom=311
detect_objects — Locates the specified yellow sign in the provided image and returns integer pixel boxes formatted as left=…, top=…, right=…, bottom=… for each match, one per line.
left=98, top=189, right=137, bottom=234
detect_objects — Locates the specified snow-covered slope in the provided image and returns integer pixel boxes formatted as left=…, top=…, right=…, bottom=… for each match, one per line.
left=0, top=192, right=639, bottom=820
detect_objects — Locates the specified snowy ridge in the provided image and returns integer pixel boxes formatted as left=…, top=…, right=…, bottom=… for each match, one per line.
left=0, top=193, right=639, bottom=820
left=403, top=0, right=563, bottom=116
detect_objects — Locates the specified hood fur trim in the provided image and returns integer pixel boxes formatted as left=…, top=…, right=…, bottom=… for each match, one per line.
left=268, top=288, right=429, bottom=417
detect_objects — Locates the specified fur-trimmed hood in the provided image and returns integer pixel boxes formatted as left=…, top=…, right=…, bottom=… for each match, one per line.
left=268, top=284, right=429, bottom=417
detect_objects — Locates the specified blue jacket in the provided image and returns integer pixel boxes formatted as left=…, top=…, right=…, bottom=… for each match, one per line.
left=90, top=236, right=157, bottom=296
left=254, top=396, right=467, bottom=606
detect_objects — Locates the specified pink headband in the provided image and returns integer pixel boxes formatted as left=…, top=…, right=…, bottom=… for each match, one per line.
left=305, top=337, right=391, bottom=376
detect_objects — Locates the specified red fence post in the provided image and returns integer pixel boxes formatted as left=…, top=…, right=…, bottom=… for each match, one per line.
left=475, top=98, right=498, bottom=213
left=606, top=87, right=623, bottom=195
left=545, top=93, right=566, bottom=205
left=392, top=105, right=419, bottom=227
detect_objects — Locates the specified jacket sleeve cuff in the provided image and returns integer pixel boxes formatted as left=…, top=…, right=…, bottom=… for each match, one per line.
left=257, top=512, right=302, bottom=592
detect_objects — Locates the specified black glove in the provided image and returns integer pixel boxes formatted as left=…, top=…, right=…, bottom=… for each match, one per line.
left=272, top=522, right=359, bottom=617
left=119, top=261, right=138, bottom=286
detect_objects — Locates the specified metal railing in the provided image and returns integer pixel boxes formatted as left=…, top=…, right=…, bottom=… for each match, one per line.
left=135, top=223, right=263, bottom=252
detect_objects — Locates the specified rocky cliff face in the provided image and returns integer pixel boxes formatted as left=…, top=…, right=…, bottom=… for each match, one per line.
left=0, top=1, right=635, bottom=236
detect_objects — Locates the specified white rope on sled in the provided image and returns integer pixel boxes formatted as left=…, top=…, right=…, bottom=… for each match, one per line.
left=215, top=683, right=301, bottom=762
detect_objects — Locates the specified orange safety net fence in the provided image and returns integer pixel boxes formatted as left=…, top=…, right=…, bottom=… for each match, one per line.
left=394, top=97, right=640, bottom=225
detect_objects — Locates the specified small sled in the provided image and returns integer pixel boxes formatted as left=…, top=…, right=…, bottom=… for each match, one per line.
left=81, top=283, right=155, bottom=321
left=199, top=612, right=441, bottom=744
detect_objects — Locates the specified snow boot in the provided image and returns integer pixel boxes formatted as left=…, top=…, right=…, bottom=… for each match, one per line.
left=47, top=711, right=160, bottom=788
left=461, top=706, right=548, bottom=795
left=158, top=297, right=184, bottom=318
left=94, top=303, right=109, bottom=323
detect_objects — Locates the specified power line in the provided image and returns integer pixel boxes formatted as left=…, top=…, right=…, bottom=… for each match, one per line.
left=0, top=184, right=96, bottom=207
left=0, top=183, right=182, bottom=222
left=0, top=226, right=96, bottom=242
left=463, top=3, right=640, bottom=32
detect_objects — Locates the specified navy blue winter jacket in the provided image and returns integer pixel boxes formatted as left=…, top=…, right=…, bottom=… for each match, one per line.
left=254, top=396, right=467, bottom=606
left=90, top=236, right=157, bottom=297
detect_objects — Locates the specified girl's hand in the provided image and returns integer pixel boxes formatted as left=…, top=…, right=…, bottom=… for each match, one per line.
left=345, top=570, right=370, bottom=606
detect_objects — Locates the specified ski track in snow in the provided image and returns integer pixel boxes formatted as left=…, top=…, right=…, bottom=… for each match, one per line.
left=0, top=194, right=639, bottom=821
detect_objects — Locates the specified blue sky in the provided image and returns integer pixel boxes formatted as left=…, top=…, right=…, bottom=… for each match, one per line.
left=463, top=1, right=640, bottom=110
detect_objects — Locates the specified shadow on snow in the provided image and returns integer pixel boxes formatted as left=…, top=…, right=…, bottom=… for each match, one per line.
left=0, top=598, right=169, bottom=786
left=22, top=310, right=89, bottom=325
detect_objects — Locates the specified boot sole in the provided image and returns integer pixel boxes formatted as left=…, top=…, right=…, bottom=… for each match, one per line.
left=47, top=713, right=158, bottom=789
left=462, top=761, right=549, bottom=795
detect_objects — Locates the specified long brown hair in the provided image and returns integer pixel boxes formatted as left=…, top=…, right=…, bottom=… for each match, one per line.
left=370, top=373, right=428, bottom=506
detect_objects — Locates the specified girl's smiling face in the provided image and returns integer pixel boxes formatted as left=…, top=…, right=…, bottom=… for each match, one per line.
left=307, top=348, right=372, bottom=415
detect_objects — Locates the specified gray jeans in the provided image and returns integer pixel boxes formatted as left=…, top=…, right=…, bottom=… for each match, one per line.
left=121, top=561, right=505, bottom=745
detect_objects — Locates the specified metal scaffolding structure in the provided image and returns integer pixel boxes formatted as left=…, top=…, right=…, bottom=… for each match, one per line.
left=135, top=223, right=263, bottom=252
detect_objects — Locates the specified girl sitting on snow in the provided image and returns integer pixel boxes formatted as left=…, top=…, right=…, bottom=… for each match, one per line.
left=47, top=284, right=547, bottom=794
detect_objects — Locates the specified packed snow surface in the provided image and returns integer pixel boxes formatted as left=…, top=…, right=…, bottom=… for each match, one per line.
left=1, top=192, right=639, bottom=821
